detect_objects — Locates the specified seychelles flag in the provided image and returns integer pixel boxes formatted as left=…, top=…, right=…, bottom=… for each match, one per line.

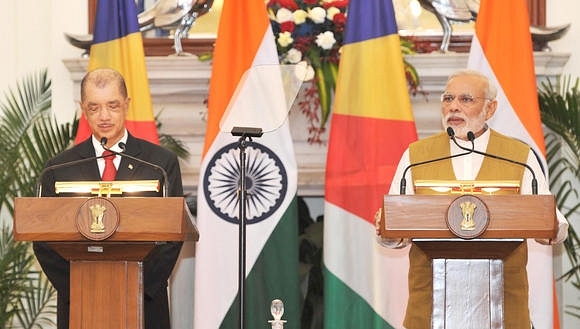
left=75, top=0, right=158, bottom=145
left=323, top=0, right=417, bottom=328
left=468, top=1, right=559, bottom=328
left=193, top=0, right=301, bottom=328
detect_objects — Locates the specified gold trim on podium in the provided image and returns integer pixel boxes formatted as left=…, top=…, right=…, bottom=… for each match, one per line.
left=414, top=180, right=520, bottom=195
left=55, top=180, right=160, bottom=196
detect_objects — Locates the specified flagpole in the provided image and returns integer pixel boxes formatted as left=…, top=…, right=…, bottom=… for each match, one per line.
left=232, top=126, right=263, bottom=329
left=238, top=136, right=247, bottom=329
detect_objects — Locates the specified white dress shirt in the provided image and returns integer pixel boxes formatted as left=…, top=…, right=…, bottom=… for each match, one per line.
left=92, top=130, right=128, bottom=177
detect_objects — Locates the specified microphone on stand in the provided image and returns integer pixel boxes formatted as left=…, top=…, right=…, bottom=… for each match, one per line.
left=101, top=137, right=170, bottom=197
left=447, top=128, right=538, bottom=195
left=399, top=128, right=475, bottom=194
left=35, top=138, right=114, bottom=197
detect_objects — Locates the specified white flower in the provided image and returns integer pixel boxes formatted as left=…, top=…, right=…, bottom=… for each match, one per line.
left=309, top=7, right=327, bottom=24
left=277, top=31, right=294, bottom=48
left=326, top=7, right=340, bottom=20
left=285, top=48, right=303, bottom=64
left=276, top=8, right=293, bottom=23
left=315, top=31, right=336, bottom=50
left=294, top=61, right=315, bottom=81
left=293, top=9, right=308, bottom=24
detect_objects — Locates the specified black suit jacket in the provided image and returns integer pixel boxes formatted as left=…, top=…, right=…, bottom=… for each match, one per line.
left=33, top=134, right=184, bottom=329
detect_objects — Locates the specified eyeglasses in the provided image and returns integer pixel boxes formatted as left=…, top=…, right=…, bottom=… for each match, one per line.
left=440, top=93, right=492, bottom=106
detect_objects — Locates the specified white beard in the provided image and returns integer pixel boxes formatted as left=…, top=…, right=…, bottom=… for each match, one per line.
left=442, top=109, right=488, bottom=139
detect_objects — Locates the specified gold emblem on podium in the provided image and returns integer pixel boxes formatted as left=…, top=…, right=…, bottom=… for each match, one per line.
left=89, top=203, right=107, bottom=233
left=446, top=195, right=490, bottom=239
left=460, top=200, right=477, bottom=231
left=76, top=197, right=120, bottom=241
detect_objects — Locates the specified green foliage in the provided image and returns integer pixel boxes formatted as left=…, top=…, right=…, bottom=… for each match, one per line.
left=0, top=227, right=32, bottom=326
left=0, top=70, right=73, bottom=211
left=155, top=111, right=190, bottom=159
left=538, top=75, right=580, bottom=317
left=0, top=227, right=56, bottom=329
left=0, top=69, right=73, bottom=328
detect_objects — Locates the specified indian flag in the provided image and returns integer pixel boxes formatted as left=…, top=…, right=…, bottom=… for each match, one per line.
left=193, top=0, right=301, bottom=328
left=323, top=0, right=417, bottom=328
left=467, top=1, right=558, bottom=328
left=75, top=0, right=158, bottom=144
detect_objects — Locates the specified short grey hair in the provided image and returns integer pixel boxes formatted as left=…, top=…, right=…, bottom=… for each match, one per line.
left=447, top=69, right=497, bottom=100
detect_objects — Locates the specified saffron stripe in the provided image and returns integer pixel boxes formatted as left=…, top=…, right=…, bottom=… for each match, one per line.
left=474, top=0, right=545, bottom=156
left=202, top=0, right=271, bottom=157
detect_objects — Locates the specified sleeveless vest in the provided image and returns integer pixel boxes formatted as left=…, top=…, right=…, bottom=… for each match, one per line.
left=403, top=130, right=531, bottom=329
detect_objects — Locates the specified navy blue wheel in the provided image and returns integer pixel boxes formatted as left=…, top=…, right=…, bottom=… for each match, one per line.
left=203, top=141, right=287, bottom=224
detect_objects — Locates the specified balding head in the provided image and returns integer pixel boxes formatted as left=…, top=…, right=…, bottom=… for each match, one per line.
left=80, top=68, right=128, bottom=102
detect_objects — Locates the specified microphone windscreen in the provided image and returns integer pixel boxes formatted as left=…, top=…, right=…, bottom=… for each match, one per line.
left=467, top=131, right=475, bottom=141
left=446, top=127, right=455, bottom=137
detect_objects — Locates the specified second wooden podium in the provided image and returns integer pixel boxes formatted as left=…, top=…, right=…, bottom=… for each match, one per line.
left=13, top=196, right=198, bottom=329
left=380, top=194, right=557, bottom=329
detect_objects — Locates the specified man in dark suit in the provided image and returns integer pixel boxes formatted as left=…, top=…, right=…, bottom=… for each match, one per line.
left=33, top=68, right=183, bottom=329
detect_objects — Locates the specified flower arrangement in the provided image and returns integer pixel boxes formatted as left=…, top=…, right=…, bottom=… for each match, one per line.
left=267, top=0, right=420, bottom=144
left=266, top=0, right=347, bottom=143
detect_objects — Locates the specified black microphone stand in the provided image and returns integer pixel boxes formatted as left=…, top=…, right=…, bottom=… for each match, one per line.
left=231, top=126, right=263, bottom=329
left=448, top=128, right=538, bottom=195
left=399, top=129, right=474, bottom=194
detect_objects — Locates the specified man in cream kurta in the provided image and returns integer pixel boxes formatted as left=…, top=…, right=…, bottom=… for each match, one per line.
left=376, top=69, right=568, bottom=329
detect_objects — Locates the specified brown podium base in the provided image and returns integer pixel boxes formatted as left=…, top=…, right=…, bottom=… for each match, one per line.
left=49, top=242, right=155, bottom=329
left=70, top=261, right=143, bottom=329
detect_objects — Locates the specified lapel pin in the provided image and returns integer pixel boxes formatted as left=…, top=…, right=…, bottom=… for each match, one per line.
left=128, top=164, right=134, bottom=170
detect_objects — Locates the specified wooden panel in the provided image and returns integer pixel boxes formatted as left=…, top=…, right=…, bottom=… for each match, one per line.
left=413, top=239, right=524, bottom=259
left=381, top=194, right=557, bottom=239
left=70, top=261, right=143, bottom=329
left=49, top=242, right=154, bottom=261
left=13, top=197, right=198, bottom=242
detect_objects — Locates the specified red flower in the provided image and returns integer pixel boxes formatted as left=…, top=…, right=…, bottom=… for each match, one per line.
left=333, top=13, right=347, bottom=27
left=323, top=0, right=349, bottom=9
left=293, top=36, right=312, bottom=53
left=303, top=0, right=319, bottom=5
left=280, top=21, right=296, bottom=33
left=273, top=0, right=300, bottom=10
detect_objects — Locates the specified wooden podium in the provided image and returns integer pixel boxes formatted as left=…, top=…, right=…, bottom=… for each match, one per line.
left=380, top=194, right=558, bottom=329
left=13, top=196, right=198, bottom=329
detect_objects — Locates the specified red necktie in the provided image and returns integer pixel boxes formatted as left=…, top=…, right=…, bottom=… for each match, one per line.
left=102, top=150, right=117, bottom=181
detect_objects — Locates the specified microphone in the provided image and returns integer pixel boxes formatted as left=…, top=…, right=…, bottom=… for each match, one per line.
left=35, top=138, right=114, bottom=197
left=399, top=128, right=474, bottom=194
left=448, top=128, right=538, bottom=195
left=101, top=138, right=169, bottom=197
